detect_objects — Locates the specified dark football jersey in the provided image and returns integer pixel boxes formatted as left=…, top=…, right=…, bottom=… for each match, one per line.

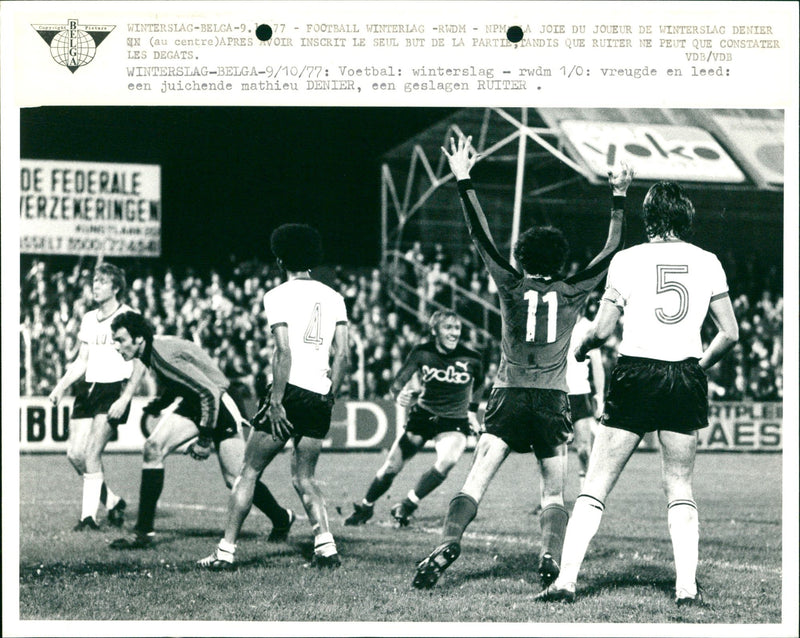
left=390, top=340, right=484, bottom=419
left=457, top=179, right=625, bottom=392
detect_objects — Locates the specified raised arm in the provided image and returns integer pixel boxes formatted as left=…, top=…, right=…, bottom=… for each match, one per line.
left=567, top=164, right=633, bottom=287
left=443, top=135, right=521, bottom=282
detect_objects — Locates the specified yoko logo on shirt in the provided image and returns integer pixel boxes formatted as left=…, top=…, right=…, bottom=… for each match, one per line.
left=421, top=364, right=471, bottom=384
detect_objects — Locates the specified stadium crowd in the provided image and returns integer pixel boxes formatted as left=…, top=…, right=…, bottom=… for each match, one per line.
left=20, top=246, right=783, bottom=404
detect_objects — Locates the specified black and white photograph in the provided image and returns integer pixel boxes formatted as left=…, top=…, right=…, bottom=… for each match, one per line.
left=2, top=2, right=797, bottom=637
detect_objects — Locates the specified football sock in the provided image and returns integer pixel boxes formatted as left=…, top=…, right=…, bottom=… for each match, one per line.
left=99, top=481, right=121, bottom=510
left=668, top=499, right=699, bottom=597
left=442, top=492, right=478, bottom=543
left=540, top=503, right=569, bottom=561
left=557, top=494, right=605, bottom=586
left=364, top=472, right=396, bottom=504
left=135, top=468, right=165, bottom=535
left=412, top=467, right=447, bottom=500
left=314, top=532, right=337, bottom=557
left=253, top=481, right=289, bottom=527
left=80, top=472, right=103, bottom=521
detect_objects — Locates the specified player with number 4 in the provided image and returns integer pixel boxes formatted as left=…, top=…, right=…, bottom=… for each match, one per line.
left=413, top=134, right=633, bottom=590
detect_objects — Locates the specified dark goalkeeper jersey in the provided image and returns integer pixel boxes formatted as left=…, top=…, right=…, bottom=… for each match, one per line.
left=457, top=179, right=625, bottom=392
left=390, top=340, right=484, bottom=419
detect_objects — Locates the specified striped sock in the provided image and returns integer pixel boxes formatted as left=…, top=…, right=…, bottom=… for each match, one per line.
left=557, top=494, right=605, bottom=586
left=314, top=532, right=337, bottom=557
left=668, top=499, right=699, bottom=597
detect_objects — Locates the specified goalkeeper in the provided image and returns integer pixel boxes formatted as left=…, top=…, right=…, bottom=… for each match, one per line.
left=106, top=311, right=293, bottom=549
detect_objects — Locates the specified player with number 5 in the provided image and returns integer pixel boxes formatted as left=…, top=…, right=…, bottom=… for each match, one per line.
left=414, top=134, right=633, bottom=590
left=535, top=181, right=739, bottom=606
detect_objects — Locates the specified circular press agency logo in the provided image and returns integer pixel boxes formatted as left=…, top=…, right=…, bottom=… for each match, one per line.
left=32, top=19, right=114, bottom=73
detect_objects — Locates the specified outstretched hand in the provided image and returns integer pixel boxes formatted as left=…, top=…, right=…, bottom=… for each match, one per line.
left=442, top=135, right=480, bottom=180
left=608, top=161, right=634, bottom=195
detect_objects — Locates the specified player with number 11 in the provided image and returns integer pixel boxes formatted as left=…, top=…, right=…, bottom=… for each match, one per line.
left=413, top=134, right=633, bottom=590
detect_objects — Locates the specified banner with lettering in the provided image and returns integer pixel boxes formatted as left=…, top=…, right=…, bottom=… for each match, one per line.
left=20, top=159, right=161, bottom=256
left=18, top=397, right=781, bottom=452
left=558, top=120, right=747, bottom=183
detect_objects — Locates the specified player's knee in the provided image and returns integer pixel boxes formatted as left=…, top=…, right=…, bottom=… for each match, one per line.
left=142, top=438, right=165, bottom=464
left=434, top=457, right=457, bottom=474
left=291, top=473, right=314, bottom=495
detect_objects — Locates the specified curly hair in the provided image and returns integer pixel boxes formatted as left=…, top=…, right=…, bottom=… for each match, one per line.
left=270, top=223, right=324, bottom=271
left=642, top=182, right=695, bottom=240
left=513, top=226, right=569, bottom=277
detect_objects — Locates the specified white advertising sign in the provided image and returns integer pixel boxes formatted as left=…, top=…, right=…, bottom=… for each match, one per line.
left=559, top=120, right=747, bottom=182
left=19, top=159, right=161, bottom=256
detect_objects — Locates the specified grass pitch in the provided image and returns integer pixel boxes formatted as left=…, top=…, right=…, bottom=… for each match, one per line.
left=16, top=448, right=783, bottom=629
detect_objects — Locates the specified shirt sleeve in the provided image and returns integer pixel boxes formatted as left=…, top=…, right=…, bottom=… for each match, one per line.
left=390, top=347, right=421, bottom=395
left=151, top=346, right=222, bottom=436
left=77, top=313, right=91, bottom=344
left=457, top=179, right=521, bottom=290
left=605, top=253, right=629, bottom=306
left=709, top=255, right=730, bottom=300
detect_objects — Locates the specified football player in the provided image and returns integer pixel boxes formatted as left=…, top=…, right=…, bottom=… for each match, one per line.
left=344, top=310, right=484, bottom=527
left=49, top=263, right=145, bottom=530
left=413, top=135, right=633, bottom=590
left=199, top=223, right=349, bottom=569
left=107, top=311, right=293, bottom=549
left=535, top=181, right=738, bottom=606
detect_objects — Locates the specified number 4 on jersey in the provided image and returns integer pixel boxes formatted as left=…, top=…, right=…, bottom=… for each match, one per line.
left=304, top=302, right=324, bottom=346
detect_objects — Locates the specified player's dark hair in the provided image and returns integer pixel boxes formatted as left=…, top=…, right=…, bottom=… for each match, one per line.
left=94, top=262, right=126, bottom=297
left=111, top=311, right=154, bottom=345
left=513, top=226, right=569, bottom=277
left=270, top=223, right=324, bottom=271
left=429, top=309, right=460, bottom=334
left=642, top=181, right=695, bottom=240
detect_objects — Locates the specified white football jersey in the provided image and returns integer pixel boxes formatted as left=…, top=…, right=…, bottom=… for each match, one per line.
left=606, top=241, right=729, bottom=361
left=565, top=316, right=592, bottom=395
left=263, top=279, right=348, bottom=395
left=78, top=304, right=135, bottom=383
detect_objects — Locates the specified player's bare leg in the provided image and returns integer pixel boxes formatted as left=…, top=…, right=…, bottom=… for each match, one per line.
left=217, top=434, right=293, bottom=539
left=67, top=417, right=100, bottom=530
left=292, top=436, right=339, bottom=567
left=413, top=433, right=509, bottom=589
left=111, top=413, right=199, bottom=549
left=84, top=413, right=126, bottom=527
left=392, top=431, right=466, bottom=526
left=572, top=416, right=595, bottom=489
left=346, top=431, right=423, bottom=525
left=537, top=426, right=641, bottom=601
left=659, top=429, right=701, bottom=605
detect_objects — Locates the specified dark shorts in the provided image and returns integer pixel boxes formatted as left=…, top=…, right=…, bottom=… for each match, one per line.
left=71, top=381, right=131, bottom=428
left=602, top=356, right=708, bottom=434
left=568, top=393, right=594, bottom=422
left=252, top=383, right=333, bottom=440
left=483, top=387, right=572, bottom=458
left=174, top=392, right=241, bottom=446
left=405, top=404, right=471, bottom=440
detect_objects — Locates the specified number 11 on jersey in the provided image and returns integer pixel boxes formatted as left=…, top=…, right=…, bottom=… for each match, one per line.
left=525, top=290, right=558, bottom=343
